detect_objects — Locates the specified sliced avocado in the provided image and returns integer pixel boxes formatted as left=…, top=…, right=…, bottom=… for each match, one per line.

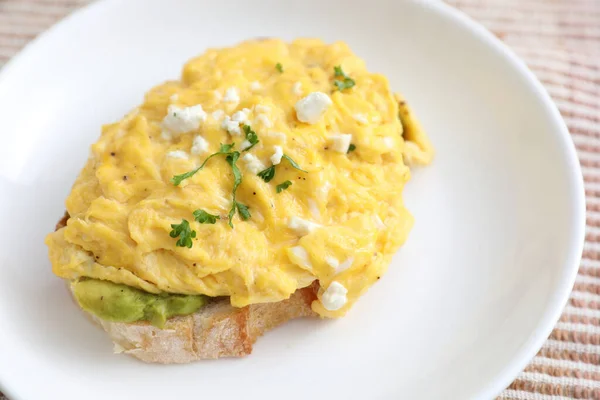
left=72, top=279, right=208, bottom=328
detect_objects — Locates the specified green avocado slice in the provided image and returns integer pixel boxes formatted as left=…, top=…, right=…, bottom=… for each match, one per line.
left=71, top=279, right=208, bottom=328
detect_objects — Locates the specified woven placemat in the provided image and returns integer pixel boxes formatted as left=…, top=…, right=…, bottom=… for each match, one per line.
left=1, top=0, right=599, bottom=399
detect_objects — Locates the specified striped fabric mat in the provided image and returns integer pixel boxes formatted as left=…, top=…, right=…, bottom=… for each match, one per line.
left=0, top=0, right=598, bottom=399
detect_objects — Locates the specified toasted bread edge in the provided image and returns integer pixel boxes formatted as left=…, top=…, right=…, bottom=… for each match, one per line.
left=56, top=212, right=318, bottom=363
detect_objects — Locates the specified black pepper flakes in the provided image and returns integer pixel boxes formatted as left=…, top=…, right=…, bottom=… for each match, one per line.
left=123, top=176, right=128, bottom=181
left=110, top=152, right=116, bottom=156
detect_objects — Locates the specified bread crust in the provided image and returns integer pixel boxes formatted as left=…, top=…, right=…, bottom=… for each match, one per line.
left=77, top=283, right=318, bottom=363
left=56, top=212, right=318, bottom=363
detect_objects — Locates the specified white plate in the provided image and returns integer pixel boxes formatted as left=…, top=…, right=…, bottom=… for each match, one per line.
left=0, top=0, right=585, bottom=399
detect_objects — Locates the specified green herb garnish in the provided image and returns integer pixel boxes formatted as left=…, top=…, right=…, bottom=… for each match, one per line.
left=171, top=144, right=252, bottom=231
left=236, top=202, right=251, bottom=220
left=333, top=65, right=355, bottom=91
left=218, top=143, right=236, bottom=152
left=276, top=180, right=292, bottom=193
left=281, top=154, right=307, bottom=172
left=225, top=151, right=250, bottom=228
left=257, top=154, right=306, bottom=183
left=171, top=169, right=200, bottom=186
left=170, top=219, right=196, bottom=248
left=193, top=209, right=220, bottom=224
left=257, top=165, right=276, bottom=183
left=171, top=143, right=235, bottom=186
left=347, top=144, right=356, bottom=153
left=275, top=63, right=284, bottom=73
left=242, top=125, right=259, bottom=152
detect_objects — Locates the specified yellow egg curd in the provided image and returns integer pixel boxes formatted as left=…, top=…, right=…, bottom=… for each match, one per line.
left=46, top=38, right=432, bottom=318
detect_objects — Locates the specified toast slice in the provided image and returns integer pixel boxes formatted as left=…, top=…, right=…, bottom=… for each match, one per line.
left=56, top=213, right=318, bottom=363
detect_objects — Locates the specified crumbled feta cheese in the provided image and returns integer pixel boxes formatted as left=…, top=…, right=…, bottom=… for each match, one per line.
left=336, top=257, right=354, bottom=274
left=255, top=114, right=272, bottom=128
left=308, top=198, right=320, bottom=220
left=324, top=256, right=354, bottom=274
left=240, top=140, right=252, bottom=151
left=242, top=153, right=265, bottom=174
left=353, top=113, right=368, bottom=125
left=321, top=281, right=348, bottom=311
left=169, top=93, right=179, bottom=102
left=270, top=145, right=283, bottom=165
left=255, top=104, right=270, bottom=114
left=232, top=109, right=249, bottom=124
left=161, top=104, right=207, bottom=136
left=249, top=81, right=262, bottom=91
left=325, top=255, right=339, bottom=269
left=383, top=137, right=395, bottom=149
left=288, top=216, right=322, bottom=236
left=288, top=246, right=313, bottom=271
left=295, top=92, right=332, bottom=124
left=267, top=132, right=287, bottom=142
left=373, top=214, right=386, bottom=230
left=223, top=87, right=240, bottom=104
left=166, top=150, right=189, bottom=159
left=191, top=135, right=209, bottom=155
left=329, top=133, right=352, bottom=153
left=221, top=116, right=241, bottom=135
left=292, top=81, right=303, bottom=96
left=319, top=181, right=332, bottom=200
left=211, top=109, right=225, bottom=121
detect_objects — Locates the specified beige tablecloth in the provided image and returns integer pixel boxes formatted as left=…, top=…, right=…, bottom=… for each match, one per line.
left=1, top=0, right=599, bottom=398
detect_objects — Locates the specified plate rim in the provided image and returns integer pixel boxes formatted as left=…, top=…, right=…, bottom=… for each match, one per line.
left=0, top=0, right=586, bottom=399
left=428, top=2, right=586, bottom=399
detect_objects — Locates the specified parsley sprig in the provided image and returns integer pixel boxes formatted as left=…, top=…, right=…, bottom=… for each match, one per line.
left=347, top=144, right=356, bottom=153
left=171, top=143, right=235, bottom=186
left=333, top=66, right=355, bottom=91
left=257, top=154, right=307, bottom=183
left=171, top=143, right=251, bottom=231
left=257, top=166, right=276, bottom=182
left=170, top=219, right=196, bottom=248
left=282, top=154, right=306, bottom=171
left=275, top=63, right=284, bottom=73
left=276, top=180, right=292, bottom=193
left=226, top=151, right=251, bottom=227
left=193, top=209, right=220, bottom=224
left=242, top=125, right=259, bottom=152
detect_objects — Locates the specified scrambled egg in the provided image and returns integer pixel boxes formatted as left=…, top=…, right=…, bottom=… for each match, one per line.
left=46, top=39, right=432, bottom=318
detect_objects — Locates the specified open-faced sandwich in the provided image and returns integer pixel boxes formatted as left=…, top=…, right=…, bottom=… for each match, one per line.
left=45, top=38, right=433, bottom=363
